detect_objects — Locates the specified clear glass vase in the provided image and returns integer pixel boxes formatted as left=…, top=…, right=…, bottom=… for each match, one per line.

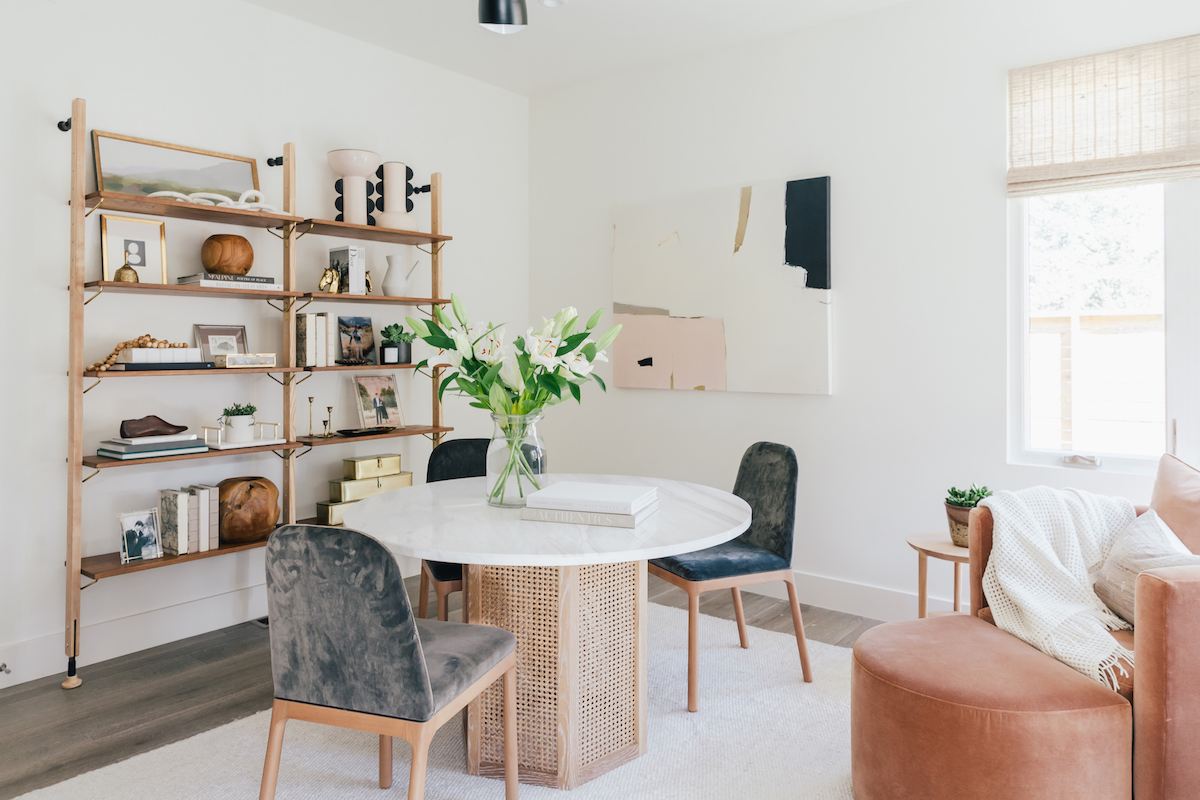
left=486, top=412, right=547, bottom=508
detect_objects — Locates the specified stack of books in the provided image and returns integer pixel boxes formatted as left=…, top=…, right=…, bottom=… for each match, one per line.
left=158, top=484, right=220, bottom=555
left=177, top=273, right=283, bottom=291
left=107, top=346, right=213, bottom=372
left=296, top=313, right=339, bottom=368
left=96, top=431, right=208, bottom=461
left=523, top=482, right=660, bottom=528
left=317, top=454, right=410, bottom=525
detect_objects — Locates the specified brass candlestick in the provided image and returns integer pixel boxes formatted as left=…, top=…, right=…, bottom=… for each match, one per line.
left=323, top=406, right=334, bottom=437
left=308, top=397, right=314, bottom=437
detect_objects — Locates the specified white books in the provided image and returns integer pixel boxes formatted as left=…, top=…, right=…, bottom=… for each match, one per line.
left=197, top=484, right=220, bottom=549
left=185, top=486, right=211, bottom=552
left=110, top=432, right=198, bottom=445
left=117, top=348, right=203, bottom=363
left=325, top=312, right=339, bottom=367
left=315, top=314, right=328, bottom=367
left=526, top=482, right=659, bottom=516
left=186, top=495, right=200, bottom=553
left=296, top=313, right=318, bottom=367
left=96, top=446, right=208, bottom=460
left=159, top=489, right=189, bottom=555
left=521, top=501, right=660, bottom=529
left=179, top=279, right=284, bottom=291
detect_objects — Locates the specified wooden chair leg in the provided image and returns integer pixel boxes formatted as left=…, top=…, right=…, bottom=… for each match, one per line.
left=784, top=578, right=814, bottom=683
left=407, top=731, right=431, bottom=800
left=504, top=666, right=518, bottom=800
left=258, top=701, right=288, bottom=800
left=418, top=568, right=430, bottom=619
left=731, top=587, right=750, bottom=649
left=379, top=734, right=393, bottom=789
left=436, top=587, right=449, bottom=622
left=687, top=588, right=700, bottom=712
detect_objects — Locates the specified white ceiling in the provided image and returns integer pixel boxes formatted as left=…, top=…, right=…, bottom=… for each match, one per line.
left=245, top=0, right=909, bottom=95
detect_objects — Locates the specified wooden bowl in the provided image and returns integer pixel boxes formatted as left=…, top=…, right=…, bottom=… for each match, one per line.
left=201, top=234, right=254, bottom=275
left=218, top=476, right=280, bottom=543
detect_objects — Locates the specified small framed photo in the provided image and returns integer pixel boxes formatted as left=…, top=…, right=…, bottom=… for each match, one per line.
left=354, top=374, right=405, bottom=429
left=119, top=508, right=162, bottom=564
left=100, top=215, right=167, bottom=283
left=337, top=316, right=376, bottom=364
left=194, top=324, right=249, bottom=362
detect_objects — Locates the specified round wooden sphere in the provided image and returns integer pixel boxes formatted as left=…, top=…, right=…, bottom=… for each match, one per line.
left=201, top=234, right=255, bottom=275
left=218, top=476, right=280, bottom=543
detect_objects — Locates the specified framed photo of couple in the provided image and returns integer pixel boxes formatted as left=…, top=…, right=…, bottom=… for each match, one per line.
left=354, top=374, right=405, bottom=429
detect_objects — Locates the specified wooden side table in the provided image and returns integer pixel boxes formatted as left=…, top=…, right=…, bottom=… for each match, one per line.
left=906, top=532, right=970, bottom=618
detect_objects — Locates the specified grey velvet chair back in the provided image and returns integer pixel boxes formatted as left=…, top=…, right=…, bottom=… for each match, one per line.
left=265, top=524, right=438, bottom=721
left=733, top=442, right=799, bottom=564
left=427, top=438, right=489, bottom=483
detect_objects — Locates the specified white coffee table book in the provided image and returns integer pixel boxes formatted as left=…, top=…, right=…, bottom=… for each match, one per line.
left=526, top=480, right=658, bottom=514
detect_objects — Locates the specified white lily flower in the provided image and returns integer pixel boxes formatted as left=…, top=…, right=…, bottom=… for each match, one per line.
left=563, top=350, right=594, bottom=378
left=525, top=328, right=562, bottom=370
left=552, top=306, right=578, bottom=337
left=473, top=323, right=505, bottom=365
left=499, top=347, right=524, bottom=392
left=532, top=318, right=556, bottom=338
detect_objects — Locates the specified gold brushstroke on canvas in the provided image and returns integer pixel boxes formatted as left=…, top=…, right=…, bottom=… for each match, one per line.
left=733, top=186, right=752, bottom=253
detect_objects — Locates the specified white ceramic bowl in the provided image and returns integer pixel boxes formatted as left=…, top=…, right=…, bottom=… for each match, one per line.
left=327, top=149, right=382, bottom=178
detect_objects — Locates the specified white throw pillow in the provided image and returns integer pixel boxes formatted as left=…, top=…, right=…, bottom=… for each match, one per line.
left=1094, top=510, right=1200, bottom=625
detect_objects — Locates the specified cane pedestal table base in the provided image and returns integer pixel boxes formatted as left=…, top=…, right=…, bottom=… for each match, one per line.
left=466, top=561, right=648, bottom=790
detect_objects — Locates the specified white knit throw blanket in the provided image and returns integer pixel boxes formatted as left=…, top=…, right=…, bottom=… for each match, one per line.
left=981, top=487, right=1135, bottom=690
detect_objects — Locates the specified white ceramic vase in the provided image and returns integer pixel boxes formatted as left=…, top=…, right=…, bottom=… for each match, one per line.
left=327, top=149, right=381, bottom=226
left=375, top=161, right=418, bottom=231
left=224, top=415, right=255, bottom=443
left=382, top=255, right=421, bottom=297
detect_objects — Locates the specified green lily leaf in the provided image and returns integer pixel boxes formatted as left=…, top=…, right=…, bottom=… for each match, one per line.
left=568, top=380, right=582, bottom=403
left=538, top=372, right=561, bottom=398
left=592, top=373, right=607, bottom=391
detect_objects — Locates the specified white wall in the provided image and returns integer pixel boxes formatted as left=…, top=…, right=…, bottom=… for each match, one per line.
left=529, top=0, right=1200, bottom=621
left=0, top=0, right=528, bottom=686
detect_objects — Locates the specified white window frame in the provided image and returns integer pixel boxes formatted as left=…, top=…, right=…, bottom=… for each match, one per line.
left=1007, top=182, right=1200, bottom=475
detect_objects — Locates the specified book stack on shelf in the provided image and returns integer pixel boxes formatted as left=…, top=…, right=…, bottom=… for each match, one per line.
left=317, top=454, right=411, bottom=525
left=177, top=272, right=283, bottom=291
left=158, top=485, right=220, bottom=555
left=97, top=431, right=208, bottom=461
left=108, top=346, right=213, bottom=372
left=296, top=313, right=340, bottom=368
left=523, top=482, right=660, bottom=528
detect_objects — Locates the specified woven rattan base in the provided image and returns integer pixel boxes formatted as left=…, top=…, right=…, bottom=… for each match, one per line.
left=465, top=561, right=648, bottom=790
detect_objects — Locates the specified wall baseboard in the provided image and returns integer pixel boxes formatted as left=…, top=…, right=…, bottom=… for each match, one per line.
left=740, top=568, right=959, bottom=622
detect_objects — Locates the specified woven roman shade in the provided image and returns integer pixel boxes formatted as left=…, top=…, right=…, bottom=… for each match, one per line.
left=1008, top=34, right=1200, bottom=196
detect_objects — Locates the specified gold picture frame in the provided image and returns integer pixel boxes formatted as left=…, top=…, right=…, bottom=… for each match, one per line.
left=92, top=130, right=260, bottom=200
left=100, top=215, right=167, bottom=283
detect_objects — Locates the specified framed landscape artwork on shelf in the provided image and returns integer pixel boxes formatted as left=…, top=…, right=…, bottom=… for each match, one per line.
left=92, top=130, right=259, bottom=201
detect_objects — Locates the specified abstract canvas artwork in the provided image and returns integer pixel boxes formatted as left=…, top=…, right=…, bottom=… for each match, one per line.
left=611, top=177, right=832, bottom=395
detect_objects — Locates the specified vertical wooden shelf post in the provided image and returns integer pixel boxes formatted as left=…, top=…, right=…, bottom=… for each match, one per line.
left=64, top=98, right=87, bottom=689
left=430, top=173, right=445, bottom=449
left=281, top=143, right=298, bottom=524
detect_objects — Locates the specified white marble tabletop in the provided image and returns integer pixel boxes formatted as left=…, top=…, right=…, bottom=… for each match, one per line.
left=340, top=473, right=752, bottom=566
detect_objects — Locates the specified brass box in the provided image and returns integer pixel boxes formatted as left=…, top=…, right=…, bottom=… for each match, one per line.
left=343, top=453, right=402, bottom=481
left=315, top=499, right=357, bottom=526
left=329, top=471, right=412, bottom=503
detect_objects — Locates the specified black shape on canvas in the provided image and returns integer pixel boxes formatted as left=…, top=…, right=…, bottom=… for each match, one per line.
left=637, top=357, right=653, bottom=367
left=783, top=176, right=831, bottom=290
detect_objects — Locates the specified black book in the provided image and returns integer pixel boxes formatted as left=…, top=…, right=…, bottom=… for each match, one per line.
left=107, top=362, right=216, bottom=371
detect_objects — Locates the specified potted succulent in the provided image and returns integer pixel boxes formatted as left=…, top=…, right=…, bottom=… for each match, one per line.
left=945, top=484, right=992, bottom=548
left=221, top=402, right=257, bottom=443
left=380, top=324, right=417, bottom=365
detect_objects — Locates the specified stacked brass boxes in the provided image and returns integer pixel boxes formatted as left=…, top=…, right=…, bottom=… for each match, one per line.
left=316, top=453, right=411, bottom=525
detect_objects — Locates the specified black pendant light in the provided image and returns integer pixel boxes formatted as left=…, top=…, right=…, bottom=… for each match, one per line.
left=479, top=0, right=528, bottom=34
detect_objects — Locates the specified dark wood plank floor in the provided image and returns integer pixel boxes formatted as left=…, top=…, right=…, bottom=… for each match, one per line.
left=0, top=574, right=881, bottom=799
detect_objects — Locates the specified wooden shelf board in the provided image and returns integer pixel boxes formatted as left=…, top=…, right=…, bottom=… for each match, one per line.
left=84, top=280, right=302, bottom=301
left=80, top=539, right=268, bottom=580
left=305, top=363, right=418, bottom=372
left=85, top=367, right=302, bottom=378
left=302, top=293, right=450, bottom=306
left=82, top=191, right=302, bottom=229
left=299, top=218, right=452, bottom=246
left=83, top=442, right=302, bottom=469
left=296, top=425, right=453, bottom=447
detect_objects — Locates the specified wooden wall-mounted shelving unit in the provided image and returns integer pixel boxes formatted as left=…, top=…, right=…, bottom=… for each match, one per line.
left=62, top=98, right=453, bottom=689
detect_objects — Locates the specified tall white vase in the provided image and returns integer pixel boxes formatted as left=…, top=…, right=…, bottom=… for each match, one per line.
left=327, top=149, right=381, bottom=226
left=376, top=161, right=418, bottom=231
left=382, top=255, right=421, bottom=297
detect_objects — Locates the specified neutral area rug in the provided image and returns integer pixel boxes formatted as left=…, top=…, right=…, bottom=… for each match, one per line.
left=19, top=605, right=853, bottom=799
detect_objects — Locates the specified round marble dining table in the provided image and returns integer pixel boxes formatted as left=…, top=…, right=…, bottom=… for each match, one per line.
left=342, top=473, right=751, bottom=790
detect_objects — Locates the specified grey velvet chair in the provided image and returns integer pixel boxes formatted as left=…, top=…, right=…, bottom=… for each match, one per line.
left=260, top=524, right=518, bottom=800
left=418, top=438, right=489, bottom=621
left=648, top=442, right=813, bottom=712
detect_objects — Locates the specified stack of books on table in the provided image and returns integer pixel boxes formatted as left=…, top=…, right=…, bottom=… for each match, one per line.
left=177, top=273, right=283, bottom=291
left=158, top=484, right=220, bottom=555
left=96, top=431, right=208, bottom=461
left=523, top=482, right=660, bottom=528
left=317, top=454, right=411, bottom=525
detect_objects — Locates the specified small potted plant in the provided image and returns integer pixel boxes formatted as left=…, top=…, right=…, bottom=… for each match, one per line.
left=221, top=402, right=257, bottom=443
left=380, top=324, right=416, bottom=365
left=945, top=484, right=992, bottom=548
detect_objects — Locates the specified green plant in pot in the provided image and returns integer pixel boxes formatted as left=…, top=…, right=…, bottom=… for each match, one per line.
left=945, top=484, right=992, bottom=548
left=380, top=324, right=416, bottom=365
left=221, top=402, right=257, bottom=444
